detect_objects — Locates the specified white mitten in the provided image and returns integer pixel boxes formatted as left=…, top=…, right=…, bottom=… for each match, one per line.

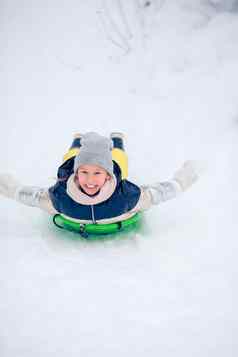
left=173, top=160, right=204, bottom=191
left=0, top=174, right=21, bottom=199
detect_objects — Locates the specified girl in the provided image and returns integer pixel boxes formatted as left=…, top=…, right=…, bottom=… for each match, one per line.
left=0, top=132, right=200, bottom=229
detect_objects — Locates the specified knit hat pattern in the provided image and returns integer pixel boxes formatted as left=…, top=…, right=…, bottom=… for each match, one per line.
left=73, top=132, right=113, bottom=176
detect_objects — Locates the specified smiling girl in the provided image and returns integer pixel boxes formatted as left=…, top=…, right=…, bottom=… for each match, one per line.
left=0, top=132, right=200, bottom=227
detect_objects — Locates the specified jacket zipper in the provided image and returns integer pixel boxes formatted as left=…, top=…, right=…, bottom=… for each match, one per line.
left=91, top=205, right=96, bottom=224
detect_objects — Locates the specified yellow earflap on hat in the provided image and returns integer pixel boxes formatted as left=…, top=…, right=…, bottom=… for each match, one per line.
left=111, top=148, right=128, bottom=180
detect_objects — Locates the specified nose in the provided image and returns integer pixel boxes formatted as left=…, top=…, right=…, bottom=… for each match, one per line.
left=87, top=174, right=95, bottom=184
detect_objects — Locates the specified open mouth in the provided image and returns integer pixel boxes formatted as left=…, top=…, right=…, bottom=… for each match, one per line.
left=85, top=184, right=98, bottom=189
left=83, top=184, right=100, bottom=193
left=81, top=184, right=101, bottom=196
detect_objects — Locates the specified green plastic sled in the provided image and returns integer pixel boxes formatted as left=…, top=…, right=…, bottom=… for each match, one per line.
left=53, top=212, right=142, bottom=238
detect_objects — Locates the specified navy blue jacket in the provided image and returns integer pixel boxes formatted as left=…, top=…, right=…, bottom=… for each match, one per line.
left=48, top=158, right=141, bottom=221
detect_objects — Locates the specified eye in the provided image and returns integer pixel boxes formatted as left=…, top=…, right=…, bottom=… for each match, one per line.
left=94, top=172, right=102, bottom=175
left=79, top=170, right=88, bottom=174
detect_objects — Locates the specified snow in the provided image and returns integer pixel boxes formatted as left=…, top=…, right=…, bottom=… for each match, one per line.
left=0, top=1, right=238, bottom=356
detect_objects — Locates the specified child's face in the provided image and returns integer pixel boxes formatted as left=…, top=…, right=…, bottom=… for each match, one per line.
left=76, top=164, right=111, bottom=196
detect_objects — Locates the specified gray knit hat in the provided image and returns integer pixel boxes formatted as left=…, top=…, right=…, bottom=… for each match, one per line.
left=74, top=132, right=113, bottom=176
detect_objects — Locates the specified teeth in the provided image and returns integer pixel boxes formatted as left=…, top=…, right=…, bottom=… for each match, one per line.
left=86, top=185, right=96, bottom=188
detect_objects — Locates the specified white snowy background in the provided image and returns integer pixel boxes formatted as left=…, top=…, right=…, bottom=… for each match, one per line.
left=1, top=0, right=238, bottom=356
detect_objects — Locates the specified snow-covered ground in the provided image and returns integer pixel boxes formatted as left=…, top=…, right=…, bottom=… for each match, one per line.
left=1, top=1, right=238, bottom=356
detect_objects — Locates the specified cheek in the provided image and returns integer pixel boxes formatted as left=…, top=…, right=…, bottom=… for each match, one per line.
left=77, top=174, right=86, bottom=185
left=95, top=176, right=107, bottom=186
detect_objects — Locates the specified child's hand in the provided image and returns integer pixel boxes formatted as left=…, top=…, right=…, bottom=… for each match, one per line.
left=0, top=174, right=20, bottom=199
left=173, top=161, right=205, bottom=191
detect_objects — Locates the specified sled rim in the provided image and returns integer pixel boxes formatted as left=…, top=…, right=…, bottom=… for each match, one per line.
left=53, top=212, right=141, bottom=235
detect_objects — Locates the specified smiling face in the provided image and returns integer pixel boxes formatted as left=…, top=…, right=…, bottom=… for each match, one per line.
left=76, top=164, right=111, bottom=196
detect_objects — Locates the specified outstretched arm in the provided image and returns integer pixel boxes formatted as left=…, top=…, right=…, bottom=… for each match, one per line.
left=137, top=161, right=201, bottom=210
left=0, top=174, right=57, bottom=214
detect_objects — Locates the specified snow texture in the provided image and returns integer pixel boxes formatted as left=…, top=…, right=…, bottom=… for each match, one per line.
left=0, top=1, right=238, bottom=356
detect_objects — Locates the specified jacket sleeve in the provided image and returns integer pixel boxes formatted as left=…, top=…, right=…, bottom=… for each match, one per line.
left=135, top=160, right=202, bottom=211
left=15, top=186, right=58, bottom=215
left=136, top=180, right=182, bottom=211
left=0, top=173, right=58, bottom=214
